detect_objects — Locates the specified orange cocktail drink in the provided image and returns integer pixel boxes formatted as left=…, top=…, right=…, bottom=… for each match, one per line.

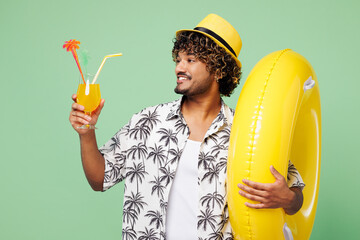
left=76, top=83, right=101, bottom=113
left=63, top=38, right=121, bottom=129
left=76, top=81, right=101, bottom=129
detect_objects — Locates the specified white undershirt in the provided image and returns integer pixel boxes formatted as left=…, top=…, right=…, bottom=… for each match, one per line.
left=166, top=139, right=201, bottom=240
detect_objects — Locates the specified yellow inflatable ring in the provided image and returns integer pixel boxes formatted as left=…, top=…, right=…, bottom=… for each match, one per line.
left=227, top=49, right=321, bottom=240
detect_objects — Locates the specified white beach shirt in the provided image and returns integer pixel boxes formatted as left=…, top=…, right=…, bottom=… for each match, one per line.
left=99, top=97, right=305, bottom=240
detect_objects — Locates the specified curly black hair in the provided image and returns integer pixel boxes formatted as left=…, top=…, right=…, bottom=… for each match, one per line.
left=172, top=31, right=242, bottom=97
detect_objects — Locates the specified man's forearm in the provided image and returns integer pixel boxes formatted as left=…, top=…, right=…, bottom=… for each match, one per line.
left=79, top=131, right=105, bottom=191
left=284, top=187, right=303, bottom=215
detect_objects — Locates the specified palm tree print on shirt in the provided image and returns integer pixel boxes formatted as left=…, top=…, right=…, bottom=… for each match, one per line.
left=124, top=192, right=147, bottom=215
left=138, top=227, right=157, bottom=240
left=150, top=176, right=165, bottom=199
left=126, top=162, right=147, bottom=192
left=145, top=210, right=163, bottom=230
left=122, top=227, right=137, bottom=240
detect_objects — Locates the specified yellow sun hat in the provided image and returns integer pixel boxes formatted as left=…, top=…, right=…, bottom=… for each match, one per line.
left=176, top=14, right=242, bottom=67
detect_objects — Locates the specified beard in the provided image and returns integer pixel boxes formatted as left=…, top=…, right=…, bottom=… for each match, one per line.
left=174, top=81, right=211, bottom=97
left=174, top=85, right=188, bottom=95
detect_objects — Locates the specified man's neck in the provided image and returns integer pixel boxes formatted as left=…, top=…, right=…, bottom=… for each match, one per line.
left=181, top=95, right=221, bottom=120
left=181, top=94, right=222, bottom=141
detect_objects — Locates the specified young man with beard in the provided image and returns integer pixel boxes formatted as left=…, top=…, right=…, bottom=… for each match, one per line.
left=69, top=14, right=304, bottom=240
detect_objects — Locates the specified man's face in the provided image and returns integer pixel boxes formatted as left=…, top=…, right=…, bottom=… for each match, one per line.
left=174, top=51, right=215, bottom=97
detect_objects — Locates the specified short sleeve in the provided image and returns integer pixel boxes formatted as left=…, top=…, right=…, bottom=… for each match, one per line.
left=286, top=160, right=305, bottom=190
left=99, top=122, right=130, bottom=191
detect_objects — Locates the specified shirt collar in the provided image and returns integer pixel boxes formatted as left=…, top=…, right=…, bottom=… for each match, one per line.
left=166, top=97, right=183, bottom=121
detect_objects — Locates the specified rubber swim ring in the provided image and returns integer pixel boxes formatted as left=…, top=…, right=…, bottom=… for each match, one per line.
left=227, top=49, right=321, bottom=240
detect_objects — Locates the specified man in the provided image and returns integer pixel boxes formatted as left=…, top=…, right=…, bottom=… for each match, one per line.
left=69, top=14, right=304, bottom=239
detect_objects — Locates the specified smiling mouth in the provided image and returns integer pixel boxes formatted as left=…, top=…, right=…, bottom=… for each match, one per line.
left=177, top=74, right=191, bottom=83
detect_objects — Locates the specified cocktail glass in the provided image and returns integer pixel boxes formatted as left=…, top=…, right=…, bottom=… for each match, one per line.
left=76, top=74, right=101, bottom=129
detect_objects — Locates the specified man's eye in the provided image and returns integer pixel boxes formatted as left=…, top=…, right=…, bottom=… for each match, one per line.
left=188, top=59, right=195, bottom=62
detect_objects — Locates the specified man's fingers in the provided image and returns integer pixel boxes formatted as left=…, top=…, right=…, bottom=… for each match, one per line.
left=72, top=102, right=85, bottom=111
left=244, top=202, right=266, bottom=209
left=70, top=111, right=91, bottom=124
left=71, top=111, right=91, bottom=121
left=238, top=189, right=265, bottom=203
left=242, top=179, right=268, bottom=191
left=238, top=183, right=268, bottom=198
left=270, top=165, right=284, bottom=181
left=72, top=94, right=77, bottom=102
left=73, top=117, right=89, bottom=126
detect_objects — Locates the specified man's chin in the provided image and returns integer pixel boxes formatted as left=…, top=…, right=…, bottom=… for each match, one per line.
left=174, top=87, right=187, bottom=95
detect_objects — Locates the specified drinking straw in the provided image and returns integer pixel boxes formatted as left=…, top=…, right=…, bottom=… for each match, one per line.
left=92, top=53, right=123, bottom=84
left=63, top=39, right=86, bottom=84
left=79, top=49, right=90, bottom=76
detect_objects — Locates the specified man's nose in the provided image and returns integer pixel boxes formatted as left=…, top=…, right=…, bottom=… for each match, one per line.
left=175, top=60, right=186, bottom=74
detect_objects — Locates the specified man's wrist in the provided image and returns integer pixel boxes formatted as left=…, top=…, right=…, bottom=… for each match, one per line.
left=284, top=189, right=296, bottom=214
left=79, top=129, right=96, bottom=139
left=284, top=187, right=303, bottom=215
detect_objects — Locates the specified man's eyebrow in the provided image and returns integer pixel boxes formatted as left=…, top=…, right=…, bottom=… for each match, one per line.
left=175, top=53, right=195, bottom=58
left=175, top=52, right=196, bottom=59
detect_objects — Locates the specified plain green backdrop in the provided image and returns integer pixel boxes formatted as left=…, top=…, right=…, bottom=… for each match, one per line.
left=1, top=0, right=359, bottom=239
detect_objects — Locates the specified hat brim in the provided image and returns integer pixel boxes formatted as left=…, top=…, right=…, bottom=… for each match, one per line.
left=176, top=29, right=242, bottom=68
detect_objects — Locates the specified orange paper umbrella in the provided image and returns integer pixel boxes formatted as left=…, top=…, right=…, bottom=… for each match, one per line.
left=63, top=39, right=85, bottom=84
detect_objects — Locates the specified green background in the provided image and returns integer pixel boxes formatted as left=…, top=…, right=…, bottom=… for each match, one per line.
left=1, top=0, right=359, bottom=239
